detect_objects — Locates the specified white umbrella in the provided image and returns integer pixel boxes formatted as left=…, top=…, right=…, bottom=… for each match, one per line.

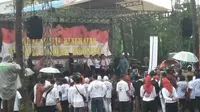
left=39, top=67, right=60, bottom=73
left=24, top=68, right=35, bottom=76
left=173, top=51, right=198, bottom=63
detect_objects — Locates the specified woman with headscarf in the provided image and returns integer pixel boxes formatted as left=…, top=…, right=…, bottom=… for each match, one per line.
left=103, top=76, right=112, bottom=112
left=140, top=75, right=157, bottom=112
left=162, top=78, right=178, bottom=112
left=83, top=77, right=90, bottom=112
left=124, top=75, right=135, bottom=111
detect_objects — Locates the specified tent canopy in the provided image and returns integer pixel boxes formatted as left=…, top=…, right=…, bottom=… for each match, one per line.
left=74, top=0, right=169, bottom=11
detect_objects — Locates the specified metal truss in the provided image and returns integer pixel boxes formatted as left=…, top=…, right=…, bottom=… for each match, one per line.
left=0, top=7, right=171, bottom=58
left=41, top=2, right=54, bottom=67
left=0, top=7, right=171, bottom=23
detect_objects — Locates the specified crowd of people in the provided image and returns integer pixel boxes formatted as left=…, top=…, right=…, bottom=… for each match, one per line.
left=2, top=52, right=200, bottom=112
left=31, top=63, right=200, bottom=112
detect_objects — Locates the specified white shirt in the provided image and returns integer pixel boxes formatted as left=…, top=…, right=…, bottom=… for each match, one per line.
left=103, top=81, right=113, bottom=98
left=193, top=76, right=196, bottom=80
left=176, top=81, right=188, bottom=99
left=88, top=80, right=107, bottom=98
left=140, top=86, right=156, bottom=102
left=116, top=80, right=130, bottom=102
left=100, top=59, right=109, bottom=68
left=129, top=83, right=135, bottom=97
left=87, top=59, right=94, bottom=67
left=68, top=84, right=86, bottom=108
left=33, top=84, right=37, bottom=104
left=162, top=87, right=178, bottom=103
left=60, top=84, right=70, bottom=101
left=43, top=87, right=59, bottom=106
left=193, top=78, right=200, bottom=97
left=83, top=83, right=89, bottom=101
left=93, top=59, right=101, bottom=68
left=188, top=80, right=196, bottom=99
left=44, top=80, right=51, bottom=88
left=14, top=91, right=22, bottom=111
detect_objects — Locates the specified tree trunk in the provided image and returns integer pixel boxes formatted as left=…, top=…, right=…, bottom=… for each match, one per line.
left=15, top=0, right=24, bottom=71
left=191, top=0, right=199, bottom=68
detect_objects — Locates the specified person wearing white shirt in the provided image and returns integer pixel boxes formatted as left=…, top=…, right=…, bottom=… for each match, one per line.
left=60, top=78, right=70, bottom=112
left=93, top=55, right=101, bottom=74
left=13, top=91, right=22, bottom=112
left=187, top=76, right=196, bottom=112
left=116, top=75, right=131, bottom=112
left=176, top=75, right=187, bottom=112
left=42, top=79, right=60, bottom=112
left=193, top=74, right=200, bottom=112
left=103, top=76, right=112, bottom=112
left=87, top=55, right=95, bottom=70
left=88, top=74, right=107, bottom=112
left=84, top=78, right=90, bottom=112
left=140, top=75, right=157, bottom=112
left=161, top=78, right=178, bottom=112
left=68, top=75, right=86, bottom=112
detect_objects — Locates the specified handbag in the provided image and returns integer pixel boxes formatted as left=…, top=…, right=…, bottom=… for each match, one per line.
left=75, top=85, right=87, bottom=102
left=56, top=102, right=62, bottom=112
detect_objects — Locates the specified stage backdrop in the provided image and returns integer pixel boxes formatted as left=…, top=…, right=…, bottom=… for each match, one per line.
left=0, top=23, right=111, bottom=57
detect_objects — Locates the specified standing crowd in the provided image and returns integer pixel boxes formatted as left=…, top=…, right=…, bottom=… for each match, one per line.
left=33, top=65, right=200, bottom=112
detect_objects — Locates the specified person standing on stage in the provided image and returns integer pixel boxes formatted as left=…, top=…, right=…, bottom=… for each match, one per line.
left=162, top=78, right=178, bottom=112
left=68, top=53, right=74, bottom=74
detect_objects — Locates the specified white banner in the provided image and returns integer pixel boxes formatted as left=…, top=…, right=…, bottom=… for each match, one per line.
left=148, top=36, right=158, bottom=73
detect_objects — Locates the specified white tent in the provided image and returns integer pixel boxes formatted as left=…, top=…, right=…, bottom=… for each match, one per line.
left=0, top=0, right=13, bottom=14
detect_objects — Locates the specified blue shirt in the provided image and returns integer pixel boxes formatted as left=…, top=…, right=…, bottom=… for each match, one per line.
left=176, top=81, right=188, bottom=99
left=118, top=58, right=129, bottom=75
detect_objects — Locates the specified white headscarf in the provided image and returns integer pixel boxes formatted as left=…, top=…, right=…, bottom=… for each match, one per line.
left=97, top=75, right=102, bottom=81
left=85, top=77, right=90, bottom=84
left=103, top=76, right=109, bottom=81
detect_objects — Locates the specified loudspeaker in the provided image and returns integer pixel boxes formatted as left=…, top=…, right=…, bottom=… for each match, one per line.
left=26, top=16, right=43, bottom=39
left=181, top=17, right=193, bottom=37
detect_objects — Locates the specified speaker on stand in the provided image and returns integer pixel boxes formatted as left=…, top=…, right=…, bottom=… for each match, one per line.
left=26, top=16, right=43, bottom=39
left=181, top=17, right=193, bottom=37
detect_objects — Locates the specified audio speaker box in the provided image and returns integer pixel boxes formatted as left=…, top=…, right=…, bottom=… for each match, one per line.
left=26, top=16, right=43, bottom=39
left=181, top=17, right=193, bottom=37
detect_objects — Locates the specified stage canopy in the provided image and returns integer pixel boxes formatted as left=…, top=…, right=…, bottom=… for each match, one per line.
left=74, top=0, right=169, bottom=11
left=0, top=0, right=169, bottom=14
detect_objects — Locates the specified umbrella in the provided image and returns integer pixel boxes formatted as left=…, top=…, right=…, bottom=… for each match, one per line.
left=24, top=68, right=35, bottom=76
left=173, top=51, right=198, bottom=63
left=159, top=60, right=179, bottom=69
left=39, top=67, right=61, bottom=73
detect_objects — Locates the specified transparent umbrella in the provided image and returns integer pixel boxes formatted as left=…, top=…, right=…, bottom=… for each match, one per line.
left=39, top=67, right=61, bottom=74
left=173, top=51, right=198, bottom=63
